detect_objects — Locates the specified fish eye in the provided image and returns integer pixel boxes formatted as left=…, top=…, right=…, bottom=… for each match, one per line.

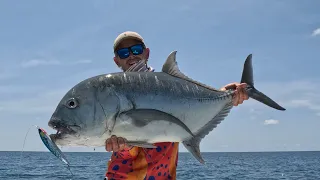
left=66, top=98, right=78, bottom=109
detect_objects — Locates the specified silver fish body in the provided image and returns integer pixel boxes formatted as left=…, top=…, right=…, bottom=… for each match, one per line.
left=107, top=71, right=233, bottom=141
left=48, top=51, right=285, bottom=163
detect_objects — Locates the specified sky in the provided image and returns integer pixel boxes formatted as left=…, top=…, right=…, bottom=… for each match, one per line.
left=0, top=0, right=320, bottom=153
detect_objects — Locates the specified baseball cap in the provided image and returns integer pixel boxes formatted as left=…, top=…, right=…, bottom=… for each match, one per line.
left=113, top=31, right=145, bottom=52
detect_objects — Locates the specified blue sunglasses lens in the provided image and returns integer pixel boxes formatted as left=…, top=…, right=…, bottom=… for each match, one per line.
left=117, top=44, right=144, bottom=59
left=117, top=48, right=130, bottom=59
left=131, top=44, right=143, bottom=55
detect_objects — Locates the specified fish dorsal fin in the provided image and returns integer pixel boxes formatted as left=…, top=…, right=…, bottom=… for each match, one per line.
left=162, top=51, right=190, bottom=80
left=162, top=51, right=221, bottom=92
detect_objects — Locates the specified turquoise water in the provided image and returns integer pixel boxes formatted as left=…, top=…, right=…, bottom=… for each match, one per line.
left=1, top=151, right=320, bottom=179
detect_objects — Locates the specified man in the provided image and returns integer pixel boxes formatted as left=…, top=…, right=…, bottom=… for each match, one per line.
left=104, top=31, right=249, bottom=180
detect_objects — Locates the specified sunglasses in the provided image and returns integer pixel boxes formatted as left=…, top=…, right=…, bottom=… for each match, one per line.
left=116, top=44, right=145, bottom=59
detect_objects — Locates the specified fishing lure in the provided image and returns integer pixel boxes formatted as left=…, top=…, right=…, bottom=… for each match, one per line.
left=36, top=126, right=73, bottom=175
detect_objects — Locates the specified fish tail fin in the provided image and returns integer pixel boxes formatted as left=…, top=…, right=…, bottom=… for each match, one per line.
left=241, top=54, right=286, bottom=111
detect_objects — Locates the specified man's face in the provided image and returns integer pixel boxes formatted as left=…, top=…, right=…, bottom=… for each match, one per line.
left=113, top=38, right=150, bottom=71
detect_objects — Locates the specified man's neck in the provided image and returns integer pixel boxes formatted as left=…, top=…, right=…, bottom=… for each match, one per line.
left=125, top=60, right=154, bottom=72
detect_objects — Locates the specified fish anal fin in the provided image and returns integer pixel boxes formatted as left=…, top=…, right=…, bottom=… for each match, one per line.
left=183, top=102, right=233, bottom=164
left=182, top=137, right=205, bottom=164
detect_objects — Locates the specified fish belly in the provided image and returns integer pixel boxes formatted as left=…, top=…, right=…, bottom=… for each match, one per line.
left=112, top=117, right=191, bottom=143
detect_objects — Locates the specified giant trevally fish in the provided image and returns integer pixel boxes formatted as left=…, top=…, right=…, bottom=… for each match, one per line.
left=48, top=51, right=285, bottom=163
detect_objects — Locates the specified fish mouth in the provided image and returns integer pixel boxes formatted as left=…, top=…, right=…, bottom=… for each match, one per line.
left=48, top=117, right=81, bottom=141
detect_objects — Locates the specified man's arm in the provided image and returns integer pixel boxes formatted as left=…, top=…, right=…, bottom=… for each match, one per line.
left=220, top=82, right=249, bottom=106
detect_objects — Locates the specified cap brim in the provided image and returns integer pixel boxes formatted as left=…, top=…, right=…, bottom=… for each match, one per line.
left=113, top=31, right=145, bottom=51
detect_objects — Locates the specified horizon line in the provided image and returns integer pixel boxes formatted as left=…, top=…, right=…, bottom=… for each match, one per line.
left=2, top=150, right=320, bottom=153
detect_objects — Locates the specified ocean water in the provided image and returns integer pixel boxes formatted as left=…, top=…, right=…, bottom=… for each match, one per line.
left=1, top=151, right=320, bottom=180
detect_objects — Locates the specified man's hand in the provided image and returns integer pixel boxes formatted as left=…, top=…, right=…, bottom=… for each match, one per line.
left=220, top=82, right=249, bottom=106
left=105, top=135, right=130, bottom=152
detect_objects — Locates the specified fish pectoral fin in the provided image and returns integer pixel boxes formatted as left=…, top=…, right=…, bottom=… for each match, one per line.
left=126, top=141, right=157, bottom=148
left=119, top=109, right=194, bottom=137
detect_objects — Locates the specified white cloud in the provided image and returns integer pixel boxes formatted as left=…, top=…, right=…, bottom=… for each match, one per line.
left=21, top=59, right=60, bottom=68
left=71, top=59, right=92, bottom=64
left=20, top=59, right=93, bottom=68
left=312, top=28, right=320, bottom=36
left=0, top=88, right=68, bottom=115
left=0, top=71, right=18, bottom=80
left=281, top=95, right=320, bottom=117
left=264, top=119, right=279, bottom=125
left=0, top=65, right=20, bottom=80
left=0, top=85, right=42, bottom=94
left=240, top=80, right=320, bottom=116
left=285, top=99, right=320, bottom=111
